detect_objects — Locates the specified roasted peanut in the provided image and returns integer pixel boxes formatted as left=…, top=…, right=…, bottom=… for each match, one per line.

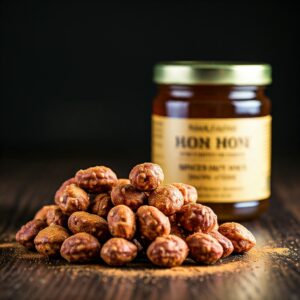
left=60, top=232, right=101, bottom=263
left=147, top=235, right=189, bottom=267
left=218, top=222, right=256, bottom=253
left=100, top=237, right=137, bottom=266
left=75, top=166, right=117, bottom=193
left=186, top=232, right=223, bottom=264
left=107, top=205, right=136, bottom=240
left=209, top=230, right=234, bottom=258
left=136, top=205, right=170, bottom=240
left=148, top=184, right=184, bottom=215
left=68, top=211, right=110, bottom=242
left=129, top=163, right=164, bottom=191
left=90, top=193, right=113, bottom=218
left=34, top=225, right=69, bottom=257
left=178, top=203, right=217, bottom=233
left=171, top=183, right=198, bottom=205
left=111, top=183, right=146, bottom=211
left=56, top=184, right=90, bottom=215
left=54, top=177, right=76, bottom=205
left=16, top=219, right=47, bottom=249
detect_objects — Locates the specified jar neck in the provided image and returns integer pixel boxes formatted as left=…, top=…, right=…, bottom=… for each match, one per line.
left=158, top=84, right=267, bottom=100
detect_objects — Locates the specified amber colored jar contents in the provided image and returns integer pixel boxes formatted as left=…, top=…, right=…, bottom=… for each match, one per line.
left=152, top=62, right=272, bottom=220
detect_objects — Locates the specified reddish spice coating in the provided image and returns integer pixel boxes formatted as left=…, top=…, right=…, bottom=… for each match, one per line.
left=186, top=232, right=223, bottom=264
left=90, top=193, right=113, bottom=218
left=147, top=235, right=189, bottom=267
left=107, top=205, right=136, bottom=240
left=136, top=205, right=170, bottom=240
left=56, top=184, right=90, bottom=215
left=34, top=225, right=69, bottom=257
left=75, top=166, right=118, bottom=193
left=218, top=222, right=256, bottom=253
left=111, top=183, right=147, bottom=211
left=148, top=184, right=184, bottom=215
left=171, top=183, right=198, bottom=205
left=68, top=211, right=110, bottom=242
left=129, top=163, right=164, bottom=191
left=61, top=232, right=101, bottom=263
left=209, top=230, right=234, bottom=258
left=100, top=238, right=137, bottom=266
left=54, top=177, right=76, bottom=205
left=16, top=219, right=47, bottom=249
left=178, top=203, right=218, bottom=233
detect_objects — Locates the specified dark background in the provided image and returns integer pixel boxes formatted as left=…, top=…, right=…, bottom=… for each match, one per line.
left=1, top=1, right=299, bottom=161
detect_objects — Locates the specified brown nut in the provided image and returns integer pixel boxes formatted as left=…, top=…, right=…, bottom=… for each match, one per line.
left=129, top=163, right=164, bottom=191
left=171, top=183, right=198, bottom=205
left=60, top=232, right=101, bottom=263
left=68, top=211, right=110, bottom=242
left=35, top=205, right=67, bottom=227
left=116, top=178, right=131, bottom=186
left=148, top=184, right=184, bottom=215
left=107, top=205, right=136, bottom=240
left=218, top=222, right=256, bottom=253
left=75, top=166, right=118, bottom=193
left=178, top=203, right=217, bottom=233
left=209, top=230, right=234, bottom=258
left=186, top=232, right=223, bottom=264
left=170, top=222, right=187, bottom=240
left=56, top=184, right=90, bottom=215
left=54, top=177, right=76, bottom=205
left=147, top=235, right=189, bottom=267
left=136, top=205, right=170, bottom=240
left=34, top=225, right=69, bottom=257
left=16, top=219, right=47, bottom=249
left=90, top=193, right=113, bottom=218
left=100, top=237, right=137, bottom=266
left=111, top=183, right=147, bottom=211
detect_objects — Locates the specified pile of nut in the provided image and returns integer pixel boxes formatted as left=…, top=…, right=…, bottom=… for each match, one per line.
left=16, top=163, right=256, bottom=267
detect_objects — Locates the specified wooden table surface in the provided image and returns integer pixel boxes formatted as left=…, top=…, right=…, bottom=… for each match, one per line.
left=0, top=155, right=299, bottom=300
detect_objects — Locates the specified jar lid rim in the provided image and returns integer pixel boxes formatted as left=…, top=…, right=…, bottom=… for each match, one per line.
left=154, top=61, right=272, bottom=85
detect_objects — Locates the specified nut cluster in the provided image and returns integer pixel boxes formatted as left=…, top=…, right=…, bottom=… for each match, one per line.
left=16, top=162, right=256, bottom=267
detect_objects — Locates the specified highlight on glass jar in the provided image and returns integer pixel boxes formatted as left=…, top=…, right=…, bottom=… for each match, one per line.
left=151, top=61, right=272, bottom=221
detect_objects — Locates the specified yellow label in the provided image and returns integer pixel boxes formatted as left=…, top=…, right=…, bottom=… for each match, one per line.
left=152, top=115, right=271, bottom=203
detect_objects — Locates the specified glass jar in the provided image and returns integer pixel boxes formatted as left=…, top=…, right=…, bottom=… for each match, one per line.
left=152, top=62, right=272, bottom=221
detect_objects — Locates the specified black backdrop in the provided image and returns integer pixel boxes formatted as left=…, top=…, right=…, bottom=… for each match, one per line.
left=1, top=1, right=299, bottom=160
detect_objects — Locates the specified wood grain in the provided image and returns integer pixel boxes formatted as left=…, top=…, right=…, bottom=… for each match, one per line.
left=0, top=155, right=299, bottom=300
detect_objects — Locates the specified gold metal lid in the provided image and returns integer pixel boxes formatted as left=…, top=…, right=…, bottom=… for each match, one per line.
left=154, top=61, right=272, bottom=85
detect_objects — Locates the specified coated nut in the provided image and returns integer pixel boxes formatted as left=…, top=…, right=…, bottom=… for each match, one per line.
left=136, top=205, right=170, bottom=240
left=34, top=205, right=56, bottom=222
left=107, top=205, right=136, bottom=240
left=60, top=232, right=101, bottom=263
left=209, top=230, right=234, bottom=258
left=54, top=177, right=76, bottom=205
left=75, top=166, right=118, bottom=193
left=16, top=219, right=47, bottom=249
left=111, top=183, right=147, bottom=211
left=148, top=184, right=184, bottom=215
left=100, top=237, right=137, bottom=266
left=129, top=163, right=164, bottom=191
left=218, top=222, right=256, bottom=253
left=68, top=211, right=110, bottom=242
left=35, top=205, right=67, bottom=227
left=34, top=225, right=69, bottom=257
left=171, top=183, right=198, bottom=205
left=90, top=193, right=113, bottom=218
left=57, top=184, right=90, bottom=215
left=116, top=178, right=131, bottom=186
left=186, top=232, right=223, bottom=264
left=178, top=203, right=217, bottom=233
left=147, top=235, right=189, bottom=267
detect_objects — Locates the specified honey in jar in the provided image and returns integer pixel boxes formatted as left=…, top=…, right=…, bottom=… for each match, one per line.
left=152, top=61, right=272, bottom=220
